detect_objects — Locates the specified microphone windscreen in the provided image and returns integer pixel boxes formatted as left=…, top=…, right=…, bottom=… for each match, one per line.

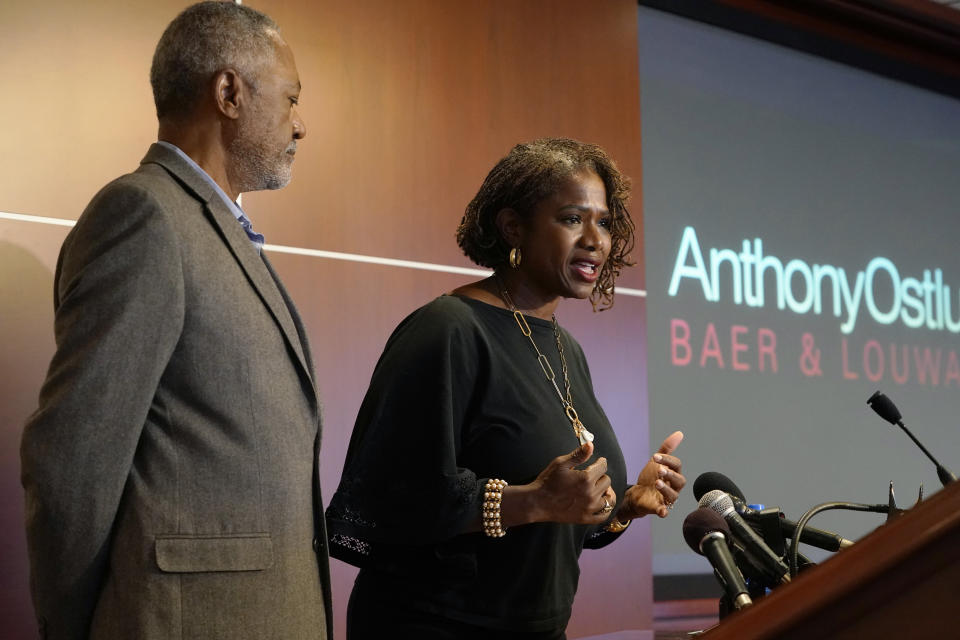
left=867, top=390, right=902, bottom=425
left=699, top=489, right=736, bottom=516
left=693, top=471, right=746, bottom=502
left=682, top=507, right=730, bottom=554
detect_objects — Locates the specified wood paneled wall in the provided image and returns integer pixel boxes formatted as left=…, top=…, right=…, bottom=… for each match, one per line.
left=0, top=1, right=649, bottom=638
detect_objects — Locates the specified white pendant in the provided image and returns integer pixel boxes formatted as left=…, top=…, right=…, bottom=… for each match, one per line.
left=578, top=427, right=595, bottom=445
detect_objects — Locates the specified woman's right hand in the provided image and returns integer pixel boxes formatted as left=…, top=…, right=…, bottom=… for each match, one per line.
left=502, top=441, right=615, bottom=526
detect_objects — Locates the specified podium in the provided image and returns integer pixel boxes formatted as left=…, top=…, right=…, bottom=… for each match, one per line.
left=701, top=480, right=960, bottom=639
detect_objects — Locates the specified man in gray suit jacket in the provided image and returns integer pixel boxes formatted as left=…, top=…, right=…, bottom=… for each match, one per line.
left=20, top=3, right=331, bottom=638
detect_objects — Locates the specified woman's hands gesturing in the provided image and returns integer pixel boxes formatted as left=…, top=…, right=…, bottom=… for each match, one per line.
left=496, top=433, right=684, bottom=530
left=619, top=430, right=686, bottom=521
left=501, top=441, right=616, bottom=527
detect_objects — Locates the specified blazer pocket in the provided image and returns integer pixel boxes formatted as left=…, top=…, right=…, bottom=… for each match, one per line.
left=155, top=533, right=274, bottom=573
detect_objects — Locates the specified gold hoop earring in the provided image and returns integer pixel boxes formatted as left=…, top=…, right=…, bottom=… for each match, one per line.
left=509, top=247, right=522, bottom=269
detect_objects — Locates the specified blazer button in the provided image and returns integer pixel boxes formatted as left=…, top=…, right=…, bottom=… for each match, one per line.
left=313, top=537, right=320, bottom=552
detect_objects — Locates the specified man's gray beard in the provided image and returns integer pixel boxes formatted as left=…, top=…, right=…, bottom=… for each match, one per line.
left=229, top=125, right=293, bottom=193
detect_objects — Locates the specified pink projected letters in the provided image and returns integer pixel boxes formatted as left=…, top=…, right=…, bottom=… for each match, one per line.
left=671, top=318, right=778, bottom=372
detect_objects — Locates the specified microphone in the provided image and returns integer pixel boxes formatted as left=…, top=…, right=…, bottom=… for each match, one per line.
left=693, top=471, right=746, bottom=502
left=683, top=508, right=752, bottom=611
left=693, top=472, right=853, bottom=552
left=738, top=501, right=852, bottom=552
left=867, top=390, right=957, bottom=487
left=700, top=490, right=790, bottom=586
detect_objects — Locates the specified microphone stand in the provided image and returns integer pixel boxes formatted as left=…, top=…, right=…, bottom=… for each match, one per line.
left=893, top=419, right=957, bottom=487
left=867, top=390, right=957, bottom=487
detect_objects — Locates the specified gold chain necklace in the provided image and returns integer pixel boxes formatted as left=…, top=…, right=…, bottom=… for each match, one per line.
left=497, top=278, right=595, bottom=445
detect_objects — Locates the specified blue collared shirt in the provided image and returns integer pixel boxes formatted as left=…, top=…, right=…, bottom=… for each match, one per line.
left=156, top=141, right=265, bottom=252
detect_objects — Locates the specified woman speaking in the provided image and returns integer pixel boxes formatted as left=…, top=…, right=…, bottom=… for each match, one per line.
left=327, top=138, right=685, bottom=639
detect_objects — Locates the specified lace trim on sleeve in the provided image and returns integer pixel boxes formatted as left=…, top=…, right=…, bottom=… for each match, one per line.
left=330, top=533, right=371, bottom=557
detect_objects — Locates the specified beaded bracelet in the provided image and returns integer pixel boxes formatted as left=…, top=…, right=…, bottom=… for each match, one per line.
left=482, top=478, right=508, bottom=538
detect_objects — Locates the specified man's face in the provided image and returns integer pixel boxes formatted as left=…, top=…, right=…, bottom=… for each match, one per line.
left=230, top=34, right=306, bottom=193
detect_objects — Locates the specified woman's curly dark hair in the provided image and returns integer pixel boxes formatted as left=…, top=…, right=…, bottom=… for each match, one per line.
left=456, top=137, right=635, bottom=310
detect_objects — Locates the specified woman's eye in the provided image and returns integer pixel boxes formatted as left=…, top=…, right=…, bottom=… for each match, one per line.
left=599, top=217, right=612, bottom=229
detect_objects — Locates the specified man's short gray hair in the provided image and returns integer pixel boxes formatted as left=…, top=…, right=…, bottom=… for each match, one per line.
left=150, top=1, right=280, bottom=120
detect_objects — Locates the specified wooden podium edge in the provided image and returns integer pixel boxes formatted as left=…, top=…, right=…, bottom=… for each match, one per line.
left=700, top=480, right=960, bottom=638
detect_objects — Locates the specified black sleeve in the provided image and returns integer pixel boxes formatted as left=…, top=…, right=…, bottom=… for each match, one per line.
left=326, top=299, right=488, bottom=566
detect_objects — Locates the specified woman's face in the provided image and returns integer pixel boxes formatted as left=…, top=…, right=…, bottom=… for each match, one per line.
left=516, top=170, right=611, bottom=302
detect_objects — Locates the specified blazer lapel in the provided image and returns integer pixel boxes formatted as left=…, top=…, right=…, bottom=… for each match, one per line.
left=261, top=253, right=317, bottom=382
left=140, top=144, right=316, bottom=400
left=208, top=199, right=315, bottom=391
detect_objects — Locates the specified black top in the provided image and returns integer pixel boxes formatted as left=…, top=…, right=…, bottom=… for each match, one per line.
left=327, top=295, right=628, bottom=633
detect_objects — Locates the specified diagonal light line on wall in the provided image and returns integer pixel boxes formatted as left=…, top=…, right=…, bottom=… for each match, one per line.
left=263, top=243, right=493, bottom=277
left=1, top=210, right=647, bottom=297
left=265, top=243, right=647, bottom=297
left=0, top=211, right=78, bottom=227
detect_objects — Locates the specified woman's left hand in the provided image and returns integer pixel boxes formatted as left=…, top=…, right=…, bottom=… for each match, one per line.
left=619, top=430, right=685, bottom=520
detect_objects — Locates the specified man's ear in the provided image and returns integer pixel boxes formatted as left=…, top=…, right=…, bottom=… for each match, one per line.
left=214, top=69, right=244, bottom=120
left=495, top=208, right=524, bottom=248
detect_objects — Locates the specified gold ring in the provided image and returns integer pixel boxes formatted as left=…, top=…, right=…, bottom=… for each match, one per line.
left=599, top=499, right=613, bottom=514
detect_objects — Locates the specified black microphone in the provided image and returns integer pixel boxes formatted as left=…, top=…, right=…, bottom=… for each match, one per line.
left=693, top=471, right=746, bottom=502
left=867, top=390, right=957, bottom=487
left=737, top=500, right=853, bottom=552
left=693, top=472, right=853, bottom=552
left=683, top=508, right=752, bottom=611
left=699, top=490, right=790, bottom=585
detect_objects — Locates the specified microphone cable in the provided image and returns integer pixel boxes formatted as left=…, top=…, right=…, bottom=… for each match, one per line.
left=789, top=501, right=889, bottom=578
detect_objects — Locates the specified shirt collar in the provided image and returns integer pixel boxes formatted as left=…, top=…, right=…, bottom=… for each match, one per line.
left=156, top=141, right=264, bottom=251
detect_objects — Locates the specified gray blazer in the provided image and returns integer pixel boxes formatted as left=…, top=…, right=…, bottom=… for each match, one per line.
left=21, top=144, right=332, bottom=639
